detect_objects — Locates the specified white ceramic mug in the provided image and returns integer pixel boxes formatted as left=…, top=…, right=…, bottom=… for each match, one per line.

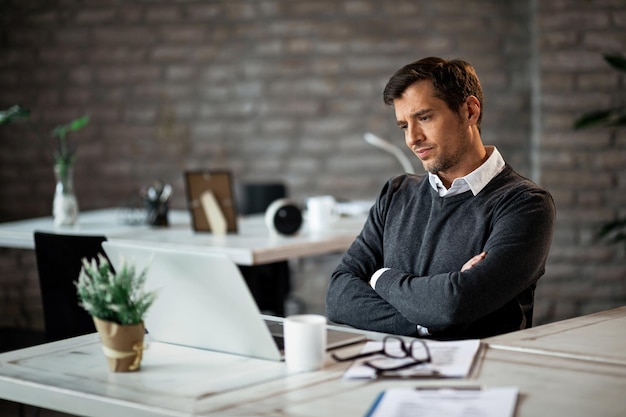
left=284, top=314, right=327, bottom=372
left=306, top=195, right=337, bottom=232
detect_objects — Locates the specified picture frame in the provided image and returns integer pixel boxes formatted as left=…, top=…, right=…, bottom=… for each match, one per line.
left=184, top=170, right=238, bottom=233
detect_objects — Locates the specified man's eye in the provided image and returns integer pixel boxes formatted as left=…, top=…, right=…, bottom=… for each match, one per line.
left=399, top=124, right=408, bottom=130
left=419, top=115, right=430, bottom=122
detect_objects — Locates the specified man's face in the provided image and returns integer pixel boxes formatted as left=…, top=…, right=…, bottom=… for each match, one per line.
left=393, top=80, right=473, bottom=178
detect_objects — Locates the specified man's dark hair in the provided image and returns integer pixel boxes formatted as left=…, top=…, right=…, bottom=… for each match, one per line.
left=383, top=57, right=484, bottom=130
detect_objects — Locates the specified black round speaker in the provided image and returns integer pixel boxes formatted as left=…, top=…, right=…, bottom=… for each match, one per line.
left=264, top=198, right=303, bottom=236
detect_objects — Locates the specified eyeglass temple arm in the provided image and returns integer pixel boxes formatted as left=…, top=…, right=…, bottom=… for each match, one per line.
left=331, top=349, right=385, bottom=362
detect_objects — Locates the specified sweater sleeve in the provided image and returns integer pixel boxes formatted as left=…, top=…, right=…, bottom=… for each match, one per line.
left=374, top=184, right=556, bottom=334
left=325, top=178, right=419, bottom=336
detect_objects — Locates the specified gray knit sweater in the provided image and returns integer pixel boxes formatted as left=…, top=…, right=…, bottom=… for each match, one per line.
left=326, top=165, right=556, bottom=339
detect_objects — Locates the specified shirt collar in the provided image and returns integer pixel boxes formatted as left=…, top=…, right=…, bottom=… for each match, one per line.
left=428, top=146, right=505, bottom=197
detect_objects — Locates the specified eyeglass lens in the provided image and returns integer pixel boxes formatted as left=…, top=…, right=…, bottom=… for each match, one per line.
left=382, top=337, right=429, bottom=360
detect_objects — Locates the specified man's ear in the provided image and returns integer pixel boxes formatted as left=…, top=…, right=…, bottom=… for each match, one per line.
left=465, top=96, right=481, bottom=124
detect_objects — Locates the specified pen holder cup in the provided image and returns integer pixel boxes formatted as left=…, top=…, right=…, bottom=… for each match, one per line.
left=145, top=201, right=169, bottom=227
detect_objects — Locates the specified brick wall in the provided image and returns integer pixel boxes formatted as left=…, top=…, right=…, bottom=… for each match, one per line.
left=0, top=0, right=624, bottom=331
left=536, top=0, right=626, bottom=321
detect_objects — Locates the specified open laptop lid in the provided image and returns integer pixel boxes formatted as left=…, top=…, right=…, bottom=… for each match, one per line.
left=102, top=241, right=283, bottom=361
left=101, top=241, right=365, bottom=362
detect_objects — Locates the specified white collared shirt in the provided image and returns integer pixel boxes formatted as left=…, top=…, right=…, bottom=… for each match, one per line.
left=428, top=146, right=505, bottom=197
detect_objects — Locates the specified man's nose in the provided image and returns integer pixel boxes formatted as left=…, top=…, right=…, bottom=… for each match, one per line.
left=406, top=125, right=424, bottom=145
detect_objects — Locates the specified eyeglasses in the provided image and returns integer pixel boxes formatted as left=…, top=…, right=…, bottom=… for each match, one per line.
left=331, top=336, right=432, bottom=375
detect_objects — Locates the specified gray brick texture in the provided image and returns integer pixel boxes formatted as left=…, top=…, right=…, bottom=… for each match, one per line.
left=0, top=0, right=624, bottom=330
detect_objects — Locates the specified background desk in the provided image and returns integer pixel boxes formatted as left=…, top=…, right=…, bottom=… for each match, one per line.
left=1, top=308, right=625, bottom=417
left=0, top=208, right=365, bottom=266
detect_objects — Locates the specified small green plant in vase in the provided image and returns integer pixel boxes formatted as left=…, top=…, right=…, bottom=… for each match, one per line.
left=0, top=105, right=89, bottom=226
left=76, top=254, right=158, bottom=372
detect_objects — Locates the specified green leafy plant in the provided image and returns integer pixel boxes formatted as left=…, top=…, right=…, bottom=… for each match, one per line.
left=573, top=54, right=626, bottom=129
left=75, top=254, right=158, bottom=325
left=0, top=104, right=89, bottom=167
left=573, top=52, right=626, bottom=249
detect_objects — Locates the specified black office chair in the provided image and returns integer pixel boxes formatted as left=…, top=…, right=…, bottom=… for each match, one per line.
left=237, top=183, right=291, bottom=316
left=33, top=231, right=109, bottom=342
left=0, top=274, right=45, bottom=353
left=0, top=328, right=45, bottom=353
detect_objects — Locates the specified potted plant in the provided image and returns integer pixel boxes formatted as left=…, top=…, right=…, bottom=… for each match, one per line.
left=573, top=53, right=626, bottom=250
left=75, top=254, right=158, bottom=372
left=0, top=105, right=89, bottom=225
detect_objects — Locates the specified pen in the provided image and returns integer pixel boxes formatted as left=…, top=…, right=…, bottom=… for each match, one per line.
left=415, top=385, right=483, bottom=391
left=376, top=370, right=441, bottom=379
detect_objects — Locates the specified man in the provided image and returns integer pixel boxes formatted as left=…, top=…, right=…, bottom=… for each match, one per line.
left=325, top=57, right=555, bottom=339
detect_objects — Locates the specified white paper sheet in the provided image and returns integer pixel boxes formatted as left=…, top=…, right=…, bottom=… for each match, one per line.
left=342, top=339, right=481, bottom=379
left=365, top=387, right=519, bottom=417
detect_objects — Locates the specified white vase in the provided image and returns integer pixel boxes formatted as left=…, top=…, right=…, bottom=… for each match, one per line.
left=53, top=163, right=79, bottom=226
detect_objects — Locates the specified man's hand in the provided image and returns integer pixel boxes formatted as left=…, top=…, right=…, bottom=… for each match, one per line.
left=461, top=251, right=487, bottom=272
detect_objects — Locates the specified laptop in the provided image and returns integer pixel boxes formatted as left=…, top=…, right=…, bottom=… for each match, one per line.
left=101, top=241, right=365, bottom=361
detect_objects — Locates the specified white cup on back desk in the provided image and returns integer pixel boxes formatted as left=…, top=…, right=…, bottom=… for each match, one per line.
left=284, top=314, right=327, bottom=372
left=306, top=195, right=336, bottom=232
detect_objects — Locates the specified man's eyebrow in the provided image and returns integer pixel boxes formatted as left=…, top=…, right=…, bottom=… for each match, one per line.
left=410, top=109, right=432, bottom=118
left=396, top=109, right=432, bottom=126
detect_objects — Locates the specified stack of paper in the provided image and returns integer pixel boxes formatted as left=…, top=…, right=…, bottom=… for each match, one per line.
left=343, top=339, right=481, bottom=379
left=365, top=387, right=519, bottom=417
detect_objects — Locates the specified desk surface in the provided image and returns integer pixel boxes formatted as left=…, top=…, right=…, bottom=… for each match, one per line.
left=484, top=305, right=626, bottom=366
left=269, top=346, right=626, bottom=417
left=1, top=308, right=625, bottom=417
left=0, top=208, right=365, bottom=265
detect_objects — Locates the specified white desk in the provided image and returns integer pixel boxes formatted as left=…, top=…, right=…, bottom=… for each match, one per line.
left=484, top=306, right=626, bottom=366
left=0, top=208, right=365, bottom=265
left=1, top=308, right=625, bottom=417
left=255, top=346, right=626, bottom=417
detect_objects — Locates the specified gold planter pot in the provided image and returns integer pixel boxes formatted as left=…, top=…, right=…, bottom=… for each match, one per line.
left=93, top=317, right=146, bottom=372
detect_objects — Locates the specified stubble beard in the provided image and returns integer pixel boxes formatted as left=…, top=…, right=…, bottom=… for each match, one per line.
left=422, top=119, right=470, bottom=175
left=421, top=140, right=468, bottom=175
left=424, top=152, right=460, bottom=175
